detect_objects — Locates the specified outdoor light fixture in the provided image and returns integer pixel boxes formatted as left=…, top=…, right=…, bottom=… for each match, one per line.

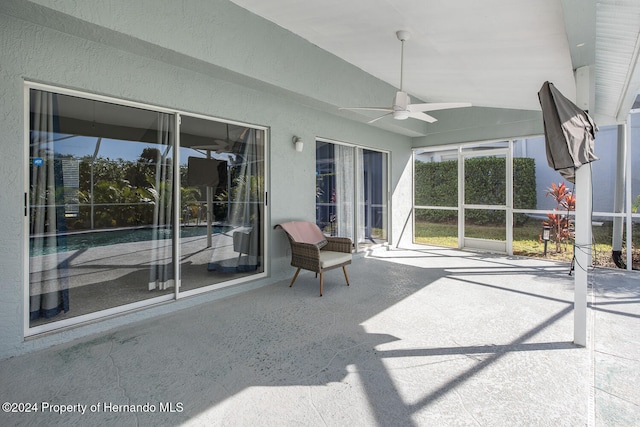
left=292, top=136, right=303, bottom=152
left=542, top=225, right=551, bottom=256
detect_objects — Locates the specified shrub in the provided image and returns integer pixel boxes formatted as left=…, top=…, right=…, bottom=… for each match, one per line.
left=414, top=157, right=536, bottom=225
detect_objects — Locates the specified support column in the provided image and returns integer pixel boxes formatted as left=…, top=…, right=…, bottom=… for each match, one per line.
left=574, top=164, right=592, bottom=346
left=612, top=124, right=626, bottom=267
left=625, top=119, right=633, bottom=270
left=206, top=150, right=212, bottom=248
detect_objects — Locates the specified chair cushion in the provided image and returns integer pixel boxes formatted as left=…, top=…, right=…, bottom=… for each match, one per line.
left=319, top=251, right=352, bottom=269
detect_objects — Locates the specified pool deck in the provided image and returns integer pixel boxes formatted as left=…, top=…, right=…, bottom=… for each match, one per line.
left=29, top=228, right=251, bottom=325
left=2, top=244, right=639, bottom=426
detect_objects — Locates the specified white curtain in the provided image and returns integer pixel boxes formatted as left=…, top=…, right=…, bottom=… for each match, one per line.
left=226, top=129, right=263, bottom=271
left=29, top=90, right=69, bottom=320
left=335, top=144, right=354, bottom=241
left=148, top=113, right=175, bottom=290
left=357, top=148, right=366, bottom=245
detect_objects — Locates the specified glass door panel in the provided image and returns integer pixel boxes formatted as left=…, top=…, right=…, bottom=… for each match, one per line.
left=316, top=141, right=354, bottom=240
left=462, top=150, right=508, bottom=253
left=316, top=141, right=388, bottom=250
left=178, top=116, right=265, bottom=292
left=357, top=148, right=388, bottom=248
left=28, top=89, right=175, bottom=328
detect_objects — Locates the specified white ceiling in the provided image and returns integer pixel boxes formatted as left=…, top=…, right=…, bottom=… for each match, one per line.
left=230, top=0, right=640, bottom=125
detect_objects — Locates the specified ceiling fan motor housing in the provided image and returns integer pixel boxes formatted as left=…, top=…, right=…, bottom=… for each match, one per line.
left=392, top=91, right=411, bottom=120
left=396, top=30, right=410, bottom=41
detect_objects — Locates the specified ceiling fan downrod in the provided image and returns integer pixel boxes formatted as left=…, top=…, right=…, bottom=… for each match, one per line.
left=396, top=30, right=410, bottom=91
left=338, top=29, right=471, bottom=124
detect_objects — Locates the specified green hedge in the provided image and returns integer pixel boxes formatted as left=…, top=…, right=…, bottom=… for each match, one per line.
left=415, top=157, right=536, bottom=226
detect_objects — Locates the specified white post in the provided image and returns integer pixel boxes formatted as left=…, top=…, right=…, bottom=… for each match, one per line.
left=206, top=150, right=212, bottom=248
left=612, top=125, right=626, bottom=255
left=574, top=164, right=592, bottom=346
left=625, top=118, right=633, bottom=270
left=458, top=146, right=464, bottom=249
left=506, top=140, right=513, bottom=256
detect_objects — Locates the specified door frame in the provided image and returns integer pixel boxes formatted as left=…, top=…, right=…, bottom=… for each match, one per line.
left=315, top=138, right=391, bottom=252
left=459, top=145, right=513, bottom=254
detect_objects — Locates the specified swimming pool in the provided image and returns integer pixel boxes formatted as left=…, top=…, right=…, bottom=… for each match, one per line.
left=30, top=225, right=231, bottom=256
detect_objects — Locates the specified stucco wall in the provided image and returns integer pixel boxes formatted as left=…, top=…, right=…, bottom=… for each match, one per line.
left=0, top=1, right=413, bottom=359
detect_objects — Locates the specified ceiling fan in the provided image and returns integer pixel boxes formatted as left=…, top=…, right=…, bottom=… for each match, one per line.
left=340, top=30, right=471, bottom=124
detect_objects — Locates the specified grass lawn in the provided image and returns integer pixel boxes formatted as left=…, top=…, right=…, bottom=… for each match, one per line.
left=415, top=218, right=640, bottom=268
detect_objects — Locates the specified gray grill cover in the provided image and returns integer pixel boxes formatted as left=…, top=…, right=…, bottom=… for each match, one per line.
left=538, top=81, right=598, bottom=183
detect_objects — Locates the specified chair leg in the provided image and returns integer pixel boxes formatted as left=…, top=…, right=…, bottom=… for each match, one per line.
left=343, top=266, right=350, bottom=286
left=290, top=268, right=301, bottom=287
left=319, top=272, right=323, bottom=296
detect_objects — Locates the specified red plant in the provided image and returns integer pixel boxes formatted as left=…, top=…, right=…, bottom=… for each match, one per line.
left=543, top=182, right=574, bottom=253
left=563, top=194, right=576, bottom=211
left=545, top=182, right=570, bottom=204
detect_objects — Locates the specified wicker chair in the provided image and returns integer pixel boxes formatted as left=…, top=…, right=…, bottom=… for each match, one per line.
left=275, top=221, right=352, bottom=296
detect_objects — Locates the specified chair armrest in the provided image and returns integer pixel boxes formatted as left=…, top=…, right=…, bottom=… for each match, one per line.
left=289, top=241, right=322, bottom=271
left=324, top=237, right=353, bottom=253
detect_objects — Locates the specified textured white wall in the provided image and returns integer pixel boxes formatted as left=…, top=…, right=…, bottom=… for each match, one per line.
left=0, top=0, right=413, bottom=359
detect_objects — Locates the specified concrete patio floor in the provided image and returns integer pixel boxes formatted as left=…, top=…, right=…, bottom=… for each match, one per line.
left=1, top=245, right=638, bottom=426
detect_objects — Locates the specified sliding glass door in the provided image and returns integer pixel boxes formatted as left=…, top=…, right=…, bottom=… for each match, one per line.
left=359, top=149, right=388, bottom=246
left=28, top=89, right=177, bottom=327
left=26, top=85, right=266, bottom=333
left=178, top=116, right=265, bottom=292
left=315, top=140, right=388, bottom=250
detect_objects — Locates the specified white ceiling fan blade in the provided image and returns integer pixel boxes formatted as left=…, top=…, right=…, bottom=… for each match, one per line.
left=408, top=111, right=438, bottom=123
left=408, top=102, right=472, bottom=113
left=368, top=112, right=393, bottom=123
left=339, top=106, right=393, bottom=112
left=340, top=32, right=472, bottom=126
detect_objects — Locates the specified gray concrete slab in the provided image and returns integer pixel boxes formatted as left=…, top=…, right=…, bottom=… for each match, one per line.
left=1, top=245, right=638, bottom=426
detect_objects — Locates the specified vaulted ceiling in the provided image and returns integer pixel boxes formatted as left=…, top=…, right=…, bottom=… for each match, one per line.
left=230, top=0, right=640, bottom=127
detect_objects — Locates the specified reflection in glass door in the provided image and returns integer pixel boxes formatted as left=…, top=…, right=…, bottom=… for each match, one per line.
left=28, top=88, right=176, bottom=329
left=462, top=148, right=511, bottom=253
left=358, top=149, right=388, bottom=248
left=316, top=140, right=388, bottom=251
left=316, top=141, right=354, bottom=241
left=178, top=116, right=265, bottom=292
left=26, top=85, right=267, bottom=334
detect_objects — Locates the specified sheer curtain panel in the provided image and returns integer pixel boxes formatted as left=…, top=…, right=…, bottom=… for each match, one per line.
left=29, top=90, right=70, bottom=320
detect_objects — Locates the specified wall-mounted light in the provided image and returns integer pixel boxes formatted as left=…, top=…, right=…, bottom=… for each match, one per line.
left=292, top=136, right=303, bottom=152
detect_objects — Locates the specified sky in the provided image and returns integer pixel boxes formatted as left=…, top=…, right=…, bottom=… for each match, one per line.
left=50, top=134, right=229, bottom=164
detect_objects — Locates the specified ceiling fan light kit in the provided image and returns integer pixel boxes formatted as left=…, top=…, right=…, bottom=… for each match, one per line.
left=340, top=30, right=471, bottom=124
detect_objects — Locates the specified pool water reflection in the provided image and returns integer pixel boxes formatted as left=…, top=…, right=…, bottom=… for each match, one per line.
left=30, top=225, right=230, bottom=256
